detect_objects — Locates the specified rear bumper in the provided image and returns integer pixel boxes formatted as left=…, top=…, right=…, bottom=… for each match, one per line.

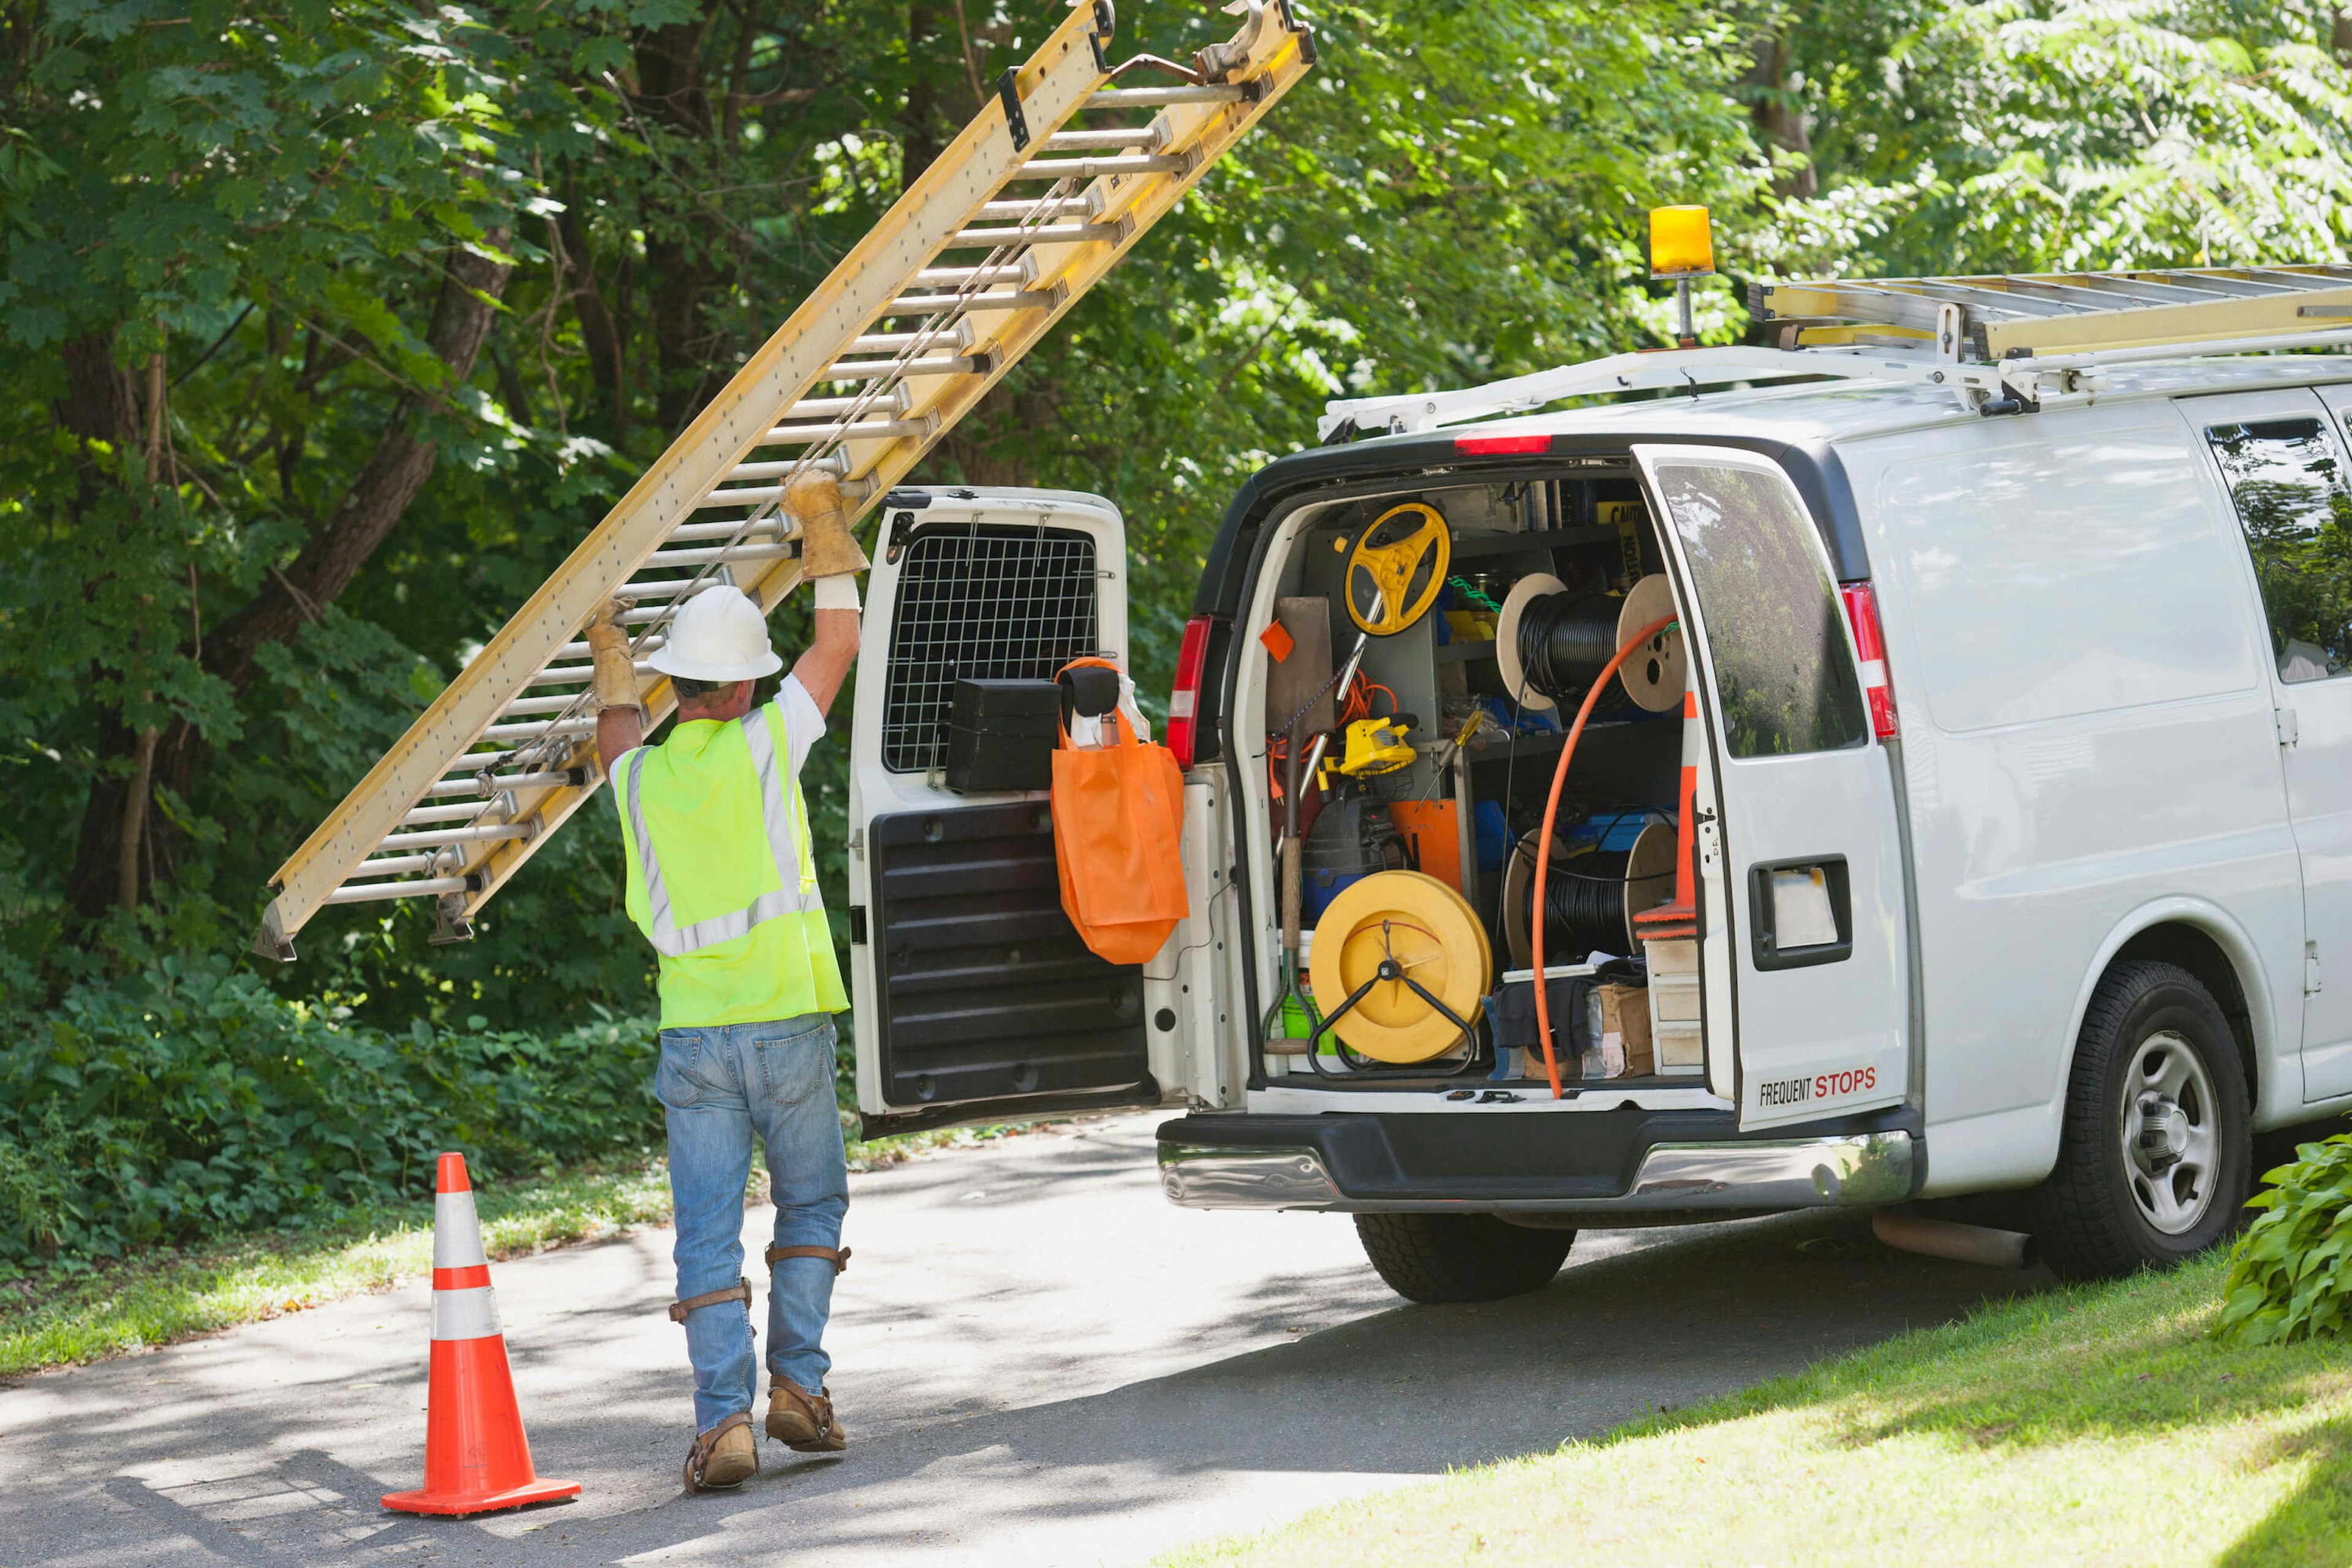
left=1155, top=1107, right=1919, bottom=1215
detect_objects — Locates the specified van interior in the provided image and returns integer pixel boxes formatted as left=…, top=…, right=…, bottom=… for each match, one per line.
left=1234, top=461, right=1717, bottom=1095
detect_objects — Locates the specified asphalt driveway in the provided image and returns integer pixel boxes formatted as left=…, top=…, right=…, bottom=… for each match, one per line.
left=0, top=1112, right=2049, bottom=1567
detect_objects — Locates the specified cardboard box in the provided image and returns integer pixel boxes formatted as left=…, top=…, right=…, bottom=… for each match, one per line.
left=1583, top=982, right=1654, bottom=1078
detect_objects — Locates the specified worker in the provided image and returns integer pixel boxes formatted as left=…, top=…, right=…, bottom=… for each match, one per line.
left=586, top=470, right=868, bottom=1494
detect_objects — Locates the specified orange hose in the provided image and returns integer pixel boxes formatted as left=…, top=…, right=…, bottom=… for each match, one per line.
left=1530, top=614, right=1678, bottom=1099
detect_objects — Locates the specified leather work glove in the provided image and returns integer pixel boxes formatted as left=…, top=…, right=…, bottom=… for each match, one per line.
left=587, top=597, right=643, bottom=718
left=786, top=469, right=870, bottom=579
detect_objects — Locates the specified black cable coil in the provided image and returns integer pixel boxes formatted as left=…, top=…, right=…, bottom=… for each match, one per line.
left=1532, top=850, right=1637, bottom=956
left=1514, top=590, right=1632, bottom=706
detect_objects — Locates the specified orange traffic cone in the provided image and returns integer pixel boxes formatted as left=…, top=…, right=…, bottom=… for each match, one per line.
left=382, top=1153, right=581, bottom=1517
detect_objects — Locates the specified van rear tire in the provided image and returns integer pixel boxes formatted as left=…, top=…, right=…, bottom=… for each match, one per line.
left=1352, top=1213, right=1574, bottom=1303
left=2030, top=959, right=2252, bottom=1281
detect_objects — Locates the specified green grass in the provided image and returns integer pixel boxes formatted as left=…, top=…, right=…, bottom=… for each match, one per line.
left=0, top=1114, right=1035, bottom=1379
left=1161, top=1255, right=2352, bottom=1568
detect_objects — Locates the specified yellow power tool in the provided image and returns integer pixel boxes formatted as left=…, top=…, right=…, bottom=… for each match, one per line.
left=1318, top=715, right=1416, bottom=791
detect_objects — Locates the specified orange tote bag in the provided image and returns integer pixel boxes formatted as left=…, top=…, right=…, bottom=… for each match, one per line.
left=1051, top=660, right=1189, bottom=965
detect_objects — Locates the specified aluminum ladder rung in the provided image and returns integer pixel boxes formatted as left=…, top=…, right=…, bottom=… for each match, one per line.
left=549, top=631, right=664, bottom=662
left=846, top=323, right=973, bottom=355
left=948, top=221, right=1126, bottom=248
left=664, top=518, right=788, bottom=543
left=1085, top=83, right=1250, bottom=108
left=424, top=769, right=584, bottom=800
left=883, top=287, right=1063, bottom=316
left=325, top=876, right=471, bottom=905
left=479, top=715, right=599, bottom=745
left=528, top=662, right=653, bottom=689
left=911, top=260, right=1036, bottom=288
left=638, top=540, right=794, bottom=568
left=497, top=692, right=595, bottom=719
left=1041, top=122, right=1167, bottom=153
left=695, top=480, right=867, bottom=510
left=783, top=388, right=911, bottom=420
left=821, top=353, right=988, bottom=382
left=375, top=822, right=537, bottom=852
left=617, top=576, right=740, bottom=602
left=751, top=419, right=932, bottom=450
left=973, top=194, right=1099, bottom=222
left=432, top=750, right=538, bottom=778
left=1011, top=152, right=1191, bottom=180
left=352, top=853, right=446, bottom=878
left=401, top=801, right=516, bottom=825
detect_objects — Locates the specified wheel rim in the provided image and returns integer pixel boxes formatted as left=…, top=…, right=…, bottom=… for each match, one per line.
left=2119, top=1030, right=2220, bottom=1236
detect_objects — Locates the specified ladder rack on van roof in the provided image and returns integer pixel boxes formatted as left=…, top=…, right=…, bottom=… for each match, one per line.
left=1318, top=266, right=2352, bottom=440
left=249, top=0, right=1316, bottom=960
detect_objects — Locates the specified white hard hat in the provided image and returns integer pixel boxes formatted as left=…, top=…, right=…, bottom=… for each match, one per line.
left=647, top=586, right=782, bottom=682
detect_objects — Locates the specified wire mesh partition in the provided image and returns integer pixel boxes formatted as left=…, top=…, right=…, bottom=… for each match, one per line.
left=880, top=524, right=1102, bottom=772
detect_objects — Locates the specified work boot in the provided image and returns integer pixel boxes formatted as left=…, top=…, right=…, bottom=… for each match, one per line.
left=766, top=1376, right=849, bottom=1453
left=682, top=1412, right=758, bottom=1493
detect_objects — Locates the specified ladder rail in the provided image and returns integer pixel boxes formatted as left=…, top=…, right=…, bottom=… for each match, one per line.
left=253, top=0, right=1319, bottom=957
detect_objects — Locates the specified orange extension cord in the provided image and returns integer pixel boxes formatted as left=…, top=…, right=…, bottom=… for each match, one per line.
left=1529, top=614, right=1678, bottom=1099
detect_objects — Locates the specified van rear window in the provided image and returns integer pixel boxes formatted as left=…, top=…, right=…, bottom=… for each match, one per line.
left=2205, top=417, right=2352, bottom=684
left=1649, top=462, right=1868, bottom=758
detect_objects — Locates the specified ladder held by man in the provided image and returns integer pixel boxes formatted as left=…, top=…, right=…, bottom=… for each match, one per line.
left=252, top=0, right=1316, bottom=959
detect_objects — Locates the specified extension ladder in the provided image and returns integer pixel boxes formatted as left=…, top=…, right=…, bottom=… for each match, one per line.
left=252, top=0, right=1316, bottom=959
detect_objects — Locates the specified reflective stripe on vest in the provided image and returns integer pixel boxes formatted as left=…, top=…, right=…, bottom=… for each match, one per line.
left=617, top=704, right=823, bottom=959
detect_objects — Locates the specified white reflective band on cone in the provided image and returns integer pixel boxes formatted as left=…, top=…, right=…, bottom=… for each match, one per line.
left=432, top=1286, right=503, bottom=1341
left=433, top=1191, right=488, bottom=1269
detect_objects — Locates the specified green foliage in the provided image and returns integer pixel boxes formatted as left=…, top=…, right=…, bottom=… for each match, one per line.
left=1767, top=0, right=2352, bottom=276
left=0, top=956, right=660, bottom=1268
left=2216, top=1131, right=2352, bottom=1346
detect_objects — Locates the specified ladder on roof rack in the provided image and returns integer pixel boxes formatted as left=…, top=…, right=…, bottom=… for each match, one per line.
left=251, top=0, right=1316, bottom=960
left=1755, top=266, right=2352, bottom=359
left=1319, top=265, right=2352, bottom=439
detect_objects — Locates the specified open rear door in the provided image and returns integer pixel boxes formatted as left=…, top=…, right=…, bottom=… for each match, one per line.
left=1632, top=445, right=1910, bottom=1130
left=848, top=488, right=1165, bottom=1134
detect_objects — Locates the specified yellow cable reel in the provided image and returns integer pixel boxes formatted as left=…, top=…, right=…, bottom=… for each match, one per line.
left=1343, top=503, right=1450, bottom=636
left=1309, top=870, right=1491, bottom=1063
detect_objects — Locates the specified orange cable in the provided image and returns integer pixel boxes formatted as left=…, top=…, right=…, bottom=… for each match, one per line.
left=1530, top=615, right=1677, bottom=1100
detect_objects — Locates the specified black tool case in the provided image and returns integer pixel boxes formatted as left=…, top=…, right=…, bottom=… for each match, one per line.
left=944, top=677, right=1061, bottom=793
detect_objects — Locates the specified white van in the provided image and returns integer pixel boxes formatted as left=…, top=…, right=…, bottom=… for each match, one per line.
left=843, top=350, right=2352, bottom=1302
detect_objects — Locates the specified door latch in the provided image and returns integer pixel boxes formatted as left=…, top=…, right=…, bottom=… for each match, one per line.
left=2309, top=941, right=2324, bottom=998
left=2277, top=707, right=2300, bottom=748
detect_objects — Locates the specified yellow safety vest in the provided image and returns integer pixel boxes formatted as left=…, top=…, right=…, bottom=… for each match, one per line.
left=612, top=698, right=847, bottom=1030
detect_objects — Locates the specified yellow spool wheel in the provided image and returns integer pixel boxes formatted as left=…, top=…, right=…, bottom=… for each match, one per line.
left=1309, top=870, right=1490, bottom=1063
left=1400, top=870, right=1491, bottom=992
left=1344, top=503, right=1450, bottom=637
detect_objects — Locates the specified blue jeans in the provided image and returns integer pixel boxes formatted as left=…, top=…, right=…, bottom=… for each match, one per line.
left=654, top=1013, right=848, bottom=1434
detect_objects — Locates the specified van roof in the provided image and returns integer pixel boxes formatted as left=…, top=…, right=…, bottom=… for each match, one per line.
left=1195, top=352, right=2352, bottom=631
left=1339, top=352, right=2352, bottom=451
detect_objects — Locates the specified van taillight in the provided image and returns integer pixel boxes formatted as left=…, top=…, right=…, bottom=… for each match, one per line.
left=1167, top=614, right=1215, bottom=769
left=1455, top=432, right=1552, bottom=455
left=1839, top=581, right=1899, bottom=741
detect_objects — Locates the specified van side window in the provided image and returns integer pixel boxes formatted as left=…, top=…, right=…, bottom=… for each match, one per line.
left=2206, top=417, right=2352, bottom=684
left=1649, top=462, right=1868, bottom=758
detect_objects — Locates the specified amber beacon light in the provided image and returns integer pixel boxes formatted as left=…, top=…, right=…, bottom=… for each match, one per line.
left=1648, top=205, right=1714, bottom=347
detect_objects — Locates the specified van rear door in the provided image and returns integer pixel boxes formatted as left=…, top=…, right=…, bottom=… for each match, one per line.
left=847, top=489, right=1167, bottom=1134
left=1632, top=445, right=1910, bottom=1129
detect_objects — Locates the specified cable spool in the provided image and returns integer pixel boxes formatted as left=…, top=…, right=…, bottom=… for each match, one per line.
left=1308, top=870, right=1490, bottom=1063
left=1501, top=819, right=1678, bottom=968
left=1496, top=573, right=1686, bottom=714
